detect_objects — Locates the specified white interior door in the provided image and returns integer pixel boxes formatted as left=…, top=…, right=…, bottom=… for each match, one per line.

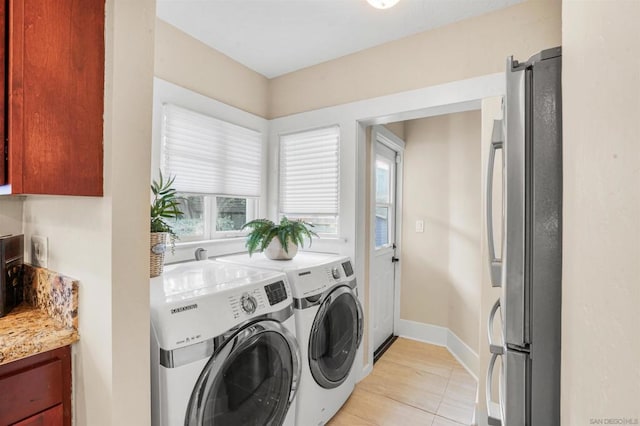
left=372, top=140, right=399, bottom=352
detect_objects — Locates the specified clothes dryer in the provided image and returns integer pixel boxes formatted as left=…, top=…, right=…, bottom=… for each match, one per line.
left=218, top=252, right=363, bottom=426
left=150, top=260, right=300, bottom=426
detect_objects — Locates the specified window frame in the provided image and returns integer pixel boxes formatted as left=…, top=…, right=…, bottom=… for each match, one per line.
left=278, top=125, right=341, bottom=237
left=171, top=194, right=259, bottom=243
left=152, top=78, right=268, bottom=262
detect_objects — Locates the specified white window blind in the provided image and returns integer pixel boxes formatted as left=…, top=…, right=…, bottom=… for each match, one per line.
left=279, top=126, right=340, bottom=215
left=161, top=103, right=262, bottom=197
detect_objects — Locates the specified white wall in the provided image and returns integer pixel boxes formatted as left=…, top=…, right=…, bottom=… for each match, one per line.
left=561, top=1, right=640, bottom=424
left=21, top=1, right=155, bottom=425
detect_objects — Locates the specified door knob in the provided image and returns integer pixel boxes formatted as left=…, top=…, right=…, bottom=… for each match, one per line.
left=391, top=256, right=400, bottom=263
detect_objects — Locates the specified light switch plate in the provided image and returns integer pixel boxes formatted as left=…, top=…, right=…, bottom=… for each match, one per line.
left=416, top=220, right=424, bottom=233
left=31, top=235, right=48, bottom=268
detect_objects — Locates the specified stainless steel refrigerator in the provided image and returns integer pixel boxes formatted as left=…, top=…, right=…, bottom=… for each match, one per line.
left=485, top=47, right=562, bottom=426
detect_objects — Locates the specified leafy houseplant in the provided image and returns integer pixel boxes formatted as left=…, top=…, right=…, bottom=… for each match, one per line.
left=150, top=171, right=183, bottom=277
left=242, top=217, right=318, bottom=260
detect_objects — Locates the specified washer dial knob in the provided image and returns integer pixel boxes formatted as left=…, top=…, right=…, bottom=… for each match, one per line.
left=240, top=294, right=257, bottom=314
left=332, top=267, right=341, bottom=280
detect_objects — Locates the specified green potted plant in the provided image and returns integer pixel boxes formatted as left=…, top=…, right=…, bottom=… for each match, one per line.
left=150, top=171, right=183, bottom=277
left=242, top=216, right=318, bottom=260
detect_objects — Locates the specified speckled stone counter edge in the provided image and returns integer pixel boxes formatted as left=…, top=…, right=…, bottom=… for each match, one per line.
left=0, top=265, right=79, bottom=365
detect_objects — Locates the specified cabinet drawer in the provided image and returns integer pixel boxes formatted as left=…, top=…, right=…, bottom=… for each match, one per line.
left=0, top=359, right=63, bottom=425
left=12, top=404, right=63, bottom=426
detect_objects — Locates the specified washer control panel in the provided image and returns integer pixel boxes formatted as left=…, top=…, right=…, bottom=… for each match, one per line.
left=240, top=294, right=258, bottom=314
left=264, top=280, right=288, bottom=306
left=331, top=266, right=341, bottom=280
left=229, top=288, right=266, bottom=320
left=227, top=279, right=290, bottom=320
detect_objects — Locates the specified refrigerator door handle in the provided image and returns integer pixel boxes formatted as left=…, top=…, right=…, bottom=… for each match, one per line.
left=487, top=298, right=504, bottom=355
left=486, top=119, right=504, bottom=287
left=486, top=352, right=503, bottom=426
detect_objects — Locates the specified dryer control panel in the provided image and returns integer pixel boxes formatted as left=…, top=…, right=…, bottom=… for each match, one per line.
left=292, top=259, right=356, bottom=298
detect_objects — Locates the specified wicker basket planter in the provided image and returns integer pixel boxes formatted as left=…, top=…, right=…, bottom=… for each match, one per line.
left=150, top=232, right=168, bottom=278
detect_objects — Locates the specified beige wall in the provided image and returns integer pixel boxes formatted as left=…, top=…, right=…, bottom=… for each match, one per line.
left=384, top=122, right=405, bottom=140
left=401, top=110, right=481, bottom=351
left=269, top=0, right=560, bottom=118
left=20, top=1, right=155, bottom=424
left=154, top=19, right=269, bottom=118
left=0, top=198, right=23, bottom=235
left=561, top=1, right=640, bottom=424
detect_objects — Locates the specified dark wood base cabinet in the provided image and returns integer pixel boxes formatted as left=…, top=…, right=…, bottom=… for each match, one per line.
left=0, top=346, right=71, bottom=426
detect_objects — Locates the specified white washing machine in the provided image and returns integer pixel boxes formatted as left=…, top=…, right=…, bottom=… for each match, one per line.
left=150, top=260, right=301, bottom=426
left=218, top=252, right=363, bottom=426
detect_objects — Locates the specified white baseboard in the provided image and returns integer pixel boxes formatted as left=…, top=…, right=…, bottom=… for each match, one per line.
left=396, top=319, right=479, bottom=380
left=396, top=319, right=448, bottom=346
left=446, top=327, right=480, bottom=381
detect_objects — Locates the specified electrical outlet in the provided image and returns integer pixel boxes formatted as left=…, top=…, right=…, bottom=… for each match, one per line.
left=31, top=235, right=48, bottom=268
left=415, top=220, right=424, bottom=233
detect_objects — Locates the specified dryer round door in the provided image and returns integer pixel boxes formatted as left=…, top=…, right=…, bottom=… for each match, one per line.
left=186, top=319, right=300, bottom=426
left=308, top=285, right=364, bottom=389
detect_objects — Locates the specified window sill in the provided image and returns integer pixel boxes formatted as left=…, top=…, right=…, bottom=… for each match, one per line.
left=174, top=237, right=245, bottom=248
left=166, top=237, right=247, bottom=264
left=165, top=236, right=348, bottom=265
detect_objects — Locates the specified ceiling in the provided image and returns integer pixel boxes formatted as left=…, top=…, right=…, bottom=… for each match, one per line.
left=156, top=0, right=524, bottom=79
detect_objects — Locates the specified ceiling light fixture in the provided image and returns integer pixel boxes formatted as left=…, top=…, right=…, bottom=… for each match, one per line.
left=367, top=0, right=400, bottom=10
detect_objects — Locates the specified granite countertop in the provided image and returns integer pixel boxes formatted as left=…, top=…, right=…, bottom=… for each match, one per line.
left=0, top=265, right=79, bottom=365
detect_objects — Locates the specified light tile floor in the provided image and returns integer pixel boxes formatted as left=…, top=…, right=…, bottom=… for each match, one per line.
left=327, top=338, right=477, bottom=425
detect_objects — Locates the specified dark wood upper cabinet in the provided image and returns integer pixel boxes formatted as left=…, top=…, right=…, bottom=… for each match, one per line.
left=2, top=0, right=104, bottom=196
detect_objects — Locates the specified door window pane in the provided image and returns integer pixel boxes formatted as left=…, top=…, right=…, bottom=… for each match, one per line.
left=375, top=149, right=395, bottom=249
left=375, top=207, right=389, bottom=248
left=375, top=160, right=390, bottom=203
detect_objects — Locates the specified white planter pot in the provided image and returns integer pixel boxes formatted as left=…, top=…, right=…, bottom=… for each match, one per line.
left=264, top=238, right=298, bottom=260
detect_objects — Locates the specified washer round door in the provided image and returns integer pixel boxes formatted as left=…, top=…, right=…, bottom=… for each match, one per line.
left=308, top=285, right=364, bottom=389
left=186, top=320, right=300, bottom=426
